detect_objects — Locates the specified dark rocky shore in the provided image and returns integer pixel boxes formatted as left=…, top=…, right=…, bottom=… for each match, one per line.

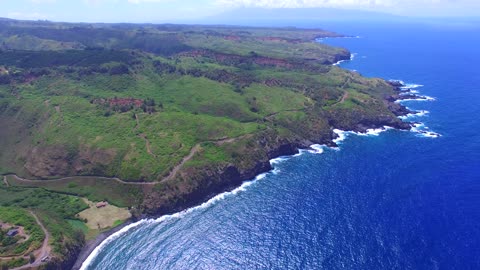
left=70, top=220, right=137, bottom=270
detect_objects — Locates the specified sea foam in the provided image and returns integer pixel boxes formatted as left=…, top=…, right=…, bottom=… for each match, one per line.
left=332, top=126, right=392, bottom=146
left=395, top=96, right=436, bottom=103
left=394, top=81, right=441, bottom=138
left=400, top=83, right=424, bottom=90
left=398, top=110, right=430, bottom=120
left=308, top=144, right=325, bottom=154
left=410, top=123, right=441, bottom=138
left=333, top=53, right=356, bottom=66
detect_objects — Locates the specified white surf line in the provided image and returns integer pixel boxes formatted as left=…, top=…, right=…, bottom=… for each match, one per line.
left=398, top=110, right=430, bottom=120
left=331, top=126, right=394, bottom=147
left=410, top=123, right=441, bottom=138
left=82, top=127, right=388, bottom=269
left=333, top=53, right=358, bottom=66
left=395, top=96, right=436, bottom=103
left=80, top=148, right=319, bottom=269
left=392, top=81, right=441, bottom=138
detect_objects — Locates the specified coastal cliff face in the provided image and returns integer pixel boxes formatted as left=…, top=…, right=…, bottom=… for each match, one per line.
left=0, top=20, right=417, bottom=269
left=140, top=81, right=413, bottom=216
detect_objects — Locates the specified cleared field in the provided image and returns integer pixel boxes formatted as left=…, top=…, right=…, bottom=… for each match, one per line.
left=78, top=199, right=131, bottom=230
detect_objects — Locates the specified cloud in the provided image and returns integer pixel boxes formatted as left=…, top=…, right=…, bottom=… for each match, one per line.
left=215, top=0, right=477, bottom=9
left=127, top=0, right=173, bottom=3
left=7, top=11, right=49, bottom=20
left=30, top=0, right=56, bottom=3
left=216, top=0, right=394, bottom=8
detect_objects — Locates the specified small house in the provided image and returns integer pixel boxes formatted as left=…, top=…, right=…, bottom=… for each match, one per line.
left=96, top=201, right=109, bottom=208
left=6, top=229, right=18, bottom=237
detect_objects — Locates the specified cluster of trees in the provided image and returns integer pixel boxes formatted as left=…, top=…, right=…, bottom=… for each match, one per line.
left=153, top=60, right=177, bottom=74
left=101, top=98, right=161, bottom=116
left=0, top=50, right=134, bottom=69
left=77, top=63, right=130, bottom=77
left=0, top=228, right=20, bottom=247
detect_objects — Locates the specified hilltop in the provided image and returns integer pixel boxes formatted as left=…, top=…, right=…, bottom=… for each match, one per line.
left=0, top=19, right=410, bottom=269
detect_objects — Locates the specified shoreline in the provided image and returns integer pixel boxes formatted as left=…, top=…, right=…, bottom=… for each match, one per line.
left=71, top=220, right=136, bottom=270
left=72, top=139, right=360, bottom=269
left=73, top=124, right=407, bottom=270
left=74, top=78, right=424, bottom=269
left=68, top=55, right=431, bottom=268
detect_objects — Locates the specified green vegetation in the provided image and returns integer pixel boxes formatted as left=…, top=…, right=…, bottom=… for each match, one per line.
left=6, top=176, right=142, bottom=208
left=0, top=18, right=408, bottom=267
left=0, top=186, right=88, bottom=218
left=0, top=207, right=44, bottom=258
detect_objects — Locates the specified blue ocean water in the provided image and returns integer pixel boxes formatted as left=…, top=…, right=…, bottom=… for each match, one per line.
left=82, top=22, right=480, bottom=270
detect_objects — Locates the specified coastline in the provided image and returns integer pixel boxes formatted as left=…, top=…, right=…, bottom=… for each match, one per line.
left=73, top=129, right=395, bottom=269
left=71, top=220, right=136, bottom=270
left=74, top=80, right=428, bottom=269
left=68, top=46, right=435, bottom=269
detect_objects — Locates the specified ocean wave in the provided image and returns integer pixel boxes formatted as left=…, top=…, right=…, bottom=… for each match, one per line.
left=333, top=129, right=350, bottom=144
left=395, top=96, right=436, bottom=103
left=410, top=123, right=441, bottom=138
left=308, top=144, right=325, bottom=154
left=398, top=110, right=430, bottom=120
left=399, top=90, right=420, bottom=95
left=79, top=219, right=150, bottom=270
left=357, top=126, right=394, bottom=136
left=400, top=83, right=424, bottom=90
left=418, top=131, right=441, bottom=138
left=392, top=80, right=440, bottom=138
left=332, top=126, right=392, bottom=145
left=333, top=53, right=356, bottom=66
left=293, top=151, right=304, bottom=157
left=270, top=156, right=290, bottom=165
left=389, top=79, right=406, bottom=85
left=333, top=59, right=347, bottom=66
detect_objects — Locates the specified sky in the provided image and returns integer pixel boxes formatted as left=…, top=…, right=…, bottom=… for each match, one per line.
left=1, top=0, right=479, bottom=23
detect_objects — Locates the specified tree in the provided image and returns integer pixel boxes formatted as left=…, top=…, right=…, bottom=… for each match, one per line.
left=29, top=253, right=35, bottom=263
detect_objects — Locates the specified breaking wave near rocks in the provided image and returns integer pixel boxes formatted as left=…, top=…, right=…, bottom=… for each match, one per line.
left=394, top=81, right=441, bottom=138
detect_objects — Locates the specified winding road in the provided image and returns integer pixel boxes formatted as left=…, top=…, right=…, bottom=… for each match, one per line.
left=11, top=212, right=50, bottom=270
left=162, top=144, right=201, bottom=182
left=5, top=134, right=251, bottom=187
left=8, top=174, right=157, bottom=186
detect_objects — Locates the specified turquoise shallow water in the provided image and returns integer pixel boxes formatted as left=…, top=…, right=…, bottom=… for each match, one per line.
left=82, top=22, right=480, bottom=270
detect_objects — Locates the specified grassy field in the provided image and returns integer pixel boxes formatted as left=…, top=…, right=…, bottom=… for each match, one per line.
left=78, top=199, right=131, bottom=230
